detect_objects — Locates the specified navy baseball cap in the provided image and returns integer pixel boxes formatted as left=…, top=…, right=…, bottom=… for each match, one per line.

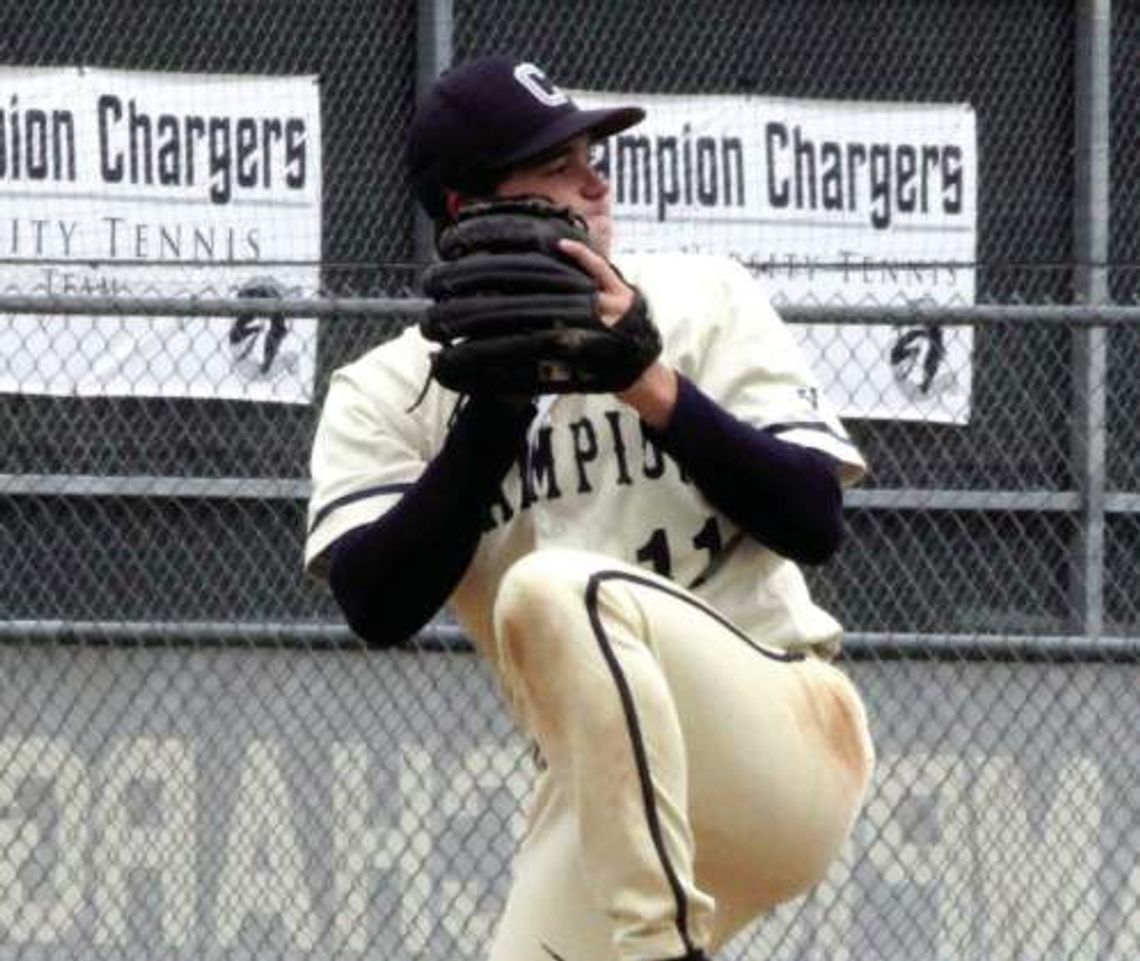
left=407, top=56, right=645, bottom=219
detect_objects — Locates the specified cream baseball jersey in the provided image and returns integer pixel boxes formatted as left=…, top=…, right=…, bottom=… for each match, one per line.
left=306, top=252, right=866, bottom=662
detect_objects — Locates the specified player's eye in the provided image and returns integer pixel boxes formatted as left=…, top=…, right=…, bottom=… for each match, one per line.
left=532, top=152, right=570, bottom=177
left=592, top=140, right=611, bottom=173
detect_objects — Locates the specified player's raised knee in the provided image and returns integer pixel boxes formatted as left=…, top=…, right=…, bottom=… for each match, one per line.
left=490, top=550, right=594, bottom=686
left=500, top=547, right=604, bottom=598
left=492, top=548, right=608, bottom=638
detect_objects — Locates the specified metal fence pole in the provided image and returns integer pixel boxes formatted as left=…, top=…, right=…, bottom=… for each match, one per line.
left=413, top=0, right=454, bottom=263
left=1071, top=0, right=1112, bottom=637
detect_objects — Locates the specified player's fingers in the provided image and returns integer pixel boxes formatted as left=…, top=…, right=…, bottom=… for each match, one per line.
left=596, top=291, right=633, bottom=327
left=559, top=238, right=634, bottom=326
left=559, top=238, right=620, bottom=290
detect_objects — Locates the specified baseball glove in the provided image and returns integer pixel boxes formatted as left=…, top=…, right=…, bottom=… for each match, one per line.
left=419, top=198, right=662, bottom=396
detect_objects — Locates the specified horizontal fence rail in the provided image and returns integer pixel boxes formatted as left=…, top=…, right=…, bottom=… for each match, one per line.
left=5, top=292, right=1140, bottom=324
left=1, top=620, right=1137, bottom=663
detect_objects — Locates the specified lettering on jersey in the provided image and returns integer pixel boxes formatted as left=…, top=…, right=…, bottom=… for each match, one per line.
left=636, top=515, right=728, bottom=582
left=481, top=407, right=684, bottom=533
left=604, top=411, right=633, bottom=485
left=641, top=420, right=667, bottom=480
left=519, top=425, right=562, bottom=510
left=482, top=485, right=515, bottom=532
left=568, top=417, right=598, bottom=493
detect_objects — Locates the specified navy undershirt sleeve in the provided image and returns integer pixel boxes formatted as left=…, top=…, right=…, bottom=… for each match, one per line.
left=647, top=375, right=845, bottom=565
left=327, top=396, right=534, bottom=647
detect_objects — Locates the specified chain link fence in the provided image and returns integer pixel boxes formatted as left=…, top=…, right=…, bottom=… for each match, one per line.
left=0, top=1, right=1137, bottom=960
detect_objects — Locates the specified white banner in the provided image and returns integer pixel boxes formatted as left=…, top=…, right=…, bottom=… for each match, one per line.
left=0, top=66, right=322, bottom=404
left=576, top=90, right=977, bottom=422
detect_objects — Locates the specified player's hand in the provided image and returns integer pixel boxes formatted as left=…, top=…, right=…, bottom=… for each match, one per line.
left=558, top=237, right=678, bottom=428
left=556, top=238, right=635, bottom=326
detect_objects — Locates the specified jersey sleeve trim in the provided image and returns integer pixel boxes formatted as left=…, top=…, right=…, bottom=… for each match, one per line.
left=308, top=482, right=414, bottom=537
left=767, top=422, right=866, bottom=485
left=305, top=483, right=413, bottom=579
left=765, top=419, right=848, bottom=439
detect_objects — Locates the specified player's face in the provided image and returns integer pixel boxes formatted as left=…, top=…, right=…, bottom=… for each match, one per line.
left=494, top=135, right=614, bottom=256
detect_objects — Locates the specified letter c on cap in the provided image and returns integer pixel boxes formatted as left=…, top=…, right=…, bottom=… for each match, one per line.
left=513, top=63, right=570, bottom=107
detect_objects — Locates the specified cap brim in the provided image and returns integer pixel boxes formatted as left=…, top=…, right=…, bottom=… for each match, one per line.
left=498, top=105, right=645, bottom=169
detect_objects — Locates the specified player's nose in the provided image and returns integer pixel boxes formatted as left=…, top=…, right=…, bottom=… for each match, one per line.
left=583, top=163, right=609, bottom=199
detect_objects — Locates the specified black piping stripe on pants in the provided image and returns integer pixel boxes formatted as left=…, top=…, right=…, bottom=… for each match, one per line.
left=583, top=570, right=804, bottom=954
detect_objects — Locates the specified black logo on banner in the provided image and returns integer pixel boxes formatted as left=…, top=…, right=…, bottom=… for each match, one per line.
left=889, top=324, right=955, bottom=400
left=231, top=278, right=290, bottom=378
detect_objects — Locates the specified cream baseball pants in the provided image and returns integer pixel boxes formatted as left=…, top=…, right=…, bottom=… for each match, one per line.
left=487, top=548, right=874, bottom=961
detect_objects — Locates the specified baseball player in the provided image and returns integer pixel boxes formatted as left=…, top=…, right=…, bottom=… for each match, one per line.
left=306, top=56, right=874, bottom=961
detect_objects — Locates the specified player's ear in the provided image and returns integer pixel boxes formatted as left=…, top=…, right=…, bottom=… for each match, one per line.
left=444, top=190, right=466, bottom=222
left=430, top=190, right=466, bottom=248
left=432, top=190, right=471, bottom=252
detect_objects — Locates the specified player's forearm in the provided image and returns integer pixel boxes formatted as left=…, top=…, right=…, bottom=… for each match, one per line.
left=648, top=375, right=844, bottom=565
left=328, top=396, right=535, bottom=646
left=617, top=361, right=678, bottom=430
